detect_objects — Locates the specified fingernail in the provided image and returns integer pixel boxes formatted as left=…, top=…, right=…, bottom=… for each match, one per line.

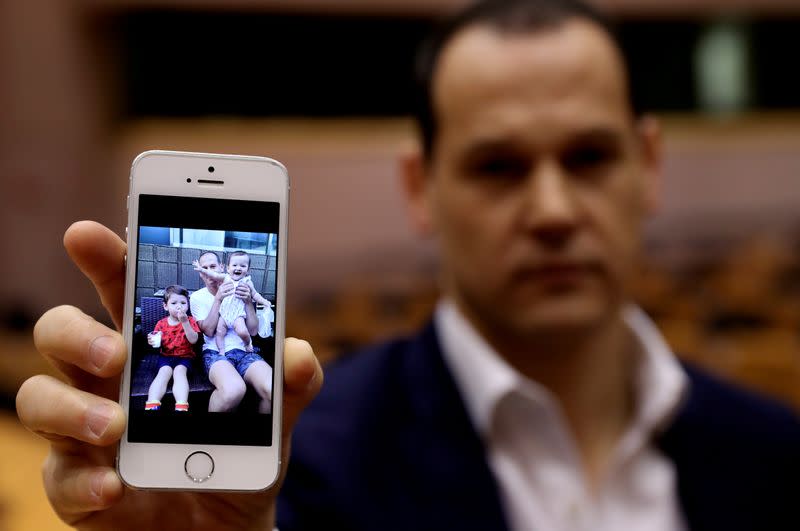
left=305, top=369, right=318, bottom=391
left=87, top=403, right=115, bottom=439
left=91, top=471, right=108, bottom=501
left=89, top=335, right=116, bottom=372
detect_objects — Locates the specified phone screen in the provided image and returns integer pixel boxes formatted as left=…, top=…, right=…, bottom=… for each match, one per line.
left=127, top=194, right=280, bottom=446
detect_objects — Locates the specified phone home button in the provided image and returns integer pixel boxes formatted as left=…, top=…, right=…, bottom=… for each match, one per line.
left=185, top=451, right=214, bottom=483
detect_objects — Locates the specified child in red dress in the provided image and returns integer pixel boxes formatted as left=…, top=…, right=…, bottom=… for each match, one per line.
left=145, top=285, right=200, bottom=412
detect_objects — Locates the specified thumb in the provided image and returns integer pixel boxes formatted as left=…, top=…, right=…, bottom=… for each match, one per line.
left=275, top=337, right=323, bottom=492
left=281, top=338, right=323, bottom=432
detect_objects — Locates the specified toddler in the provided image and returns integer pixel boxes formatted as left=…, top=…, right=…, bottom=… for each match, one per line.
left=145, top=285, right=200, bottom=412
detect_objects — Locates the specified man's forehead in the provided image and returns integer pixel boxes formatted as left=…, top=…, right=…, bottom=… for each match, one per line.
left=199, top=253, right=219, bottom=265
left=432, top=19, right=631, bottom=134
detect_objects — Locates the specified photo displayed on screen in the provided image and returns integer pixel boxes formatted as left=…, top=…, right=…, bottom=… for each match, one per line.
left=128, top=195, right=280, bottom=446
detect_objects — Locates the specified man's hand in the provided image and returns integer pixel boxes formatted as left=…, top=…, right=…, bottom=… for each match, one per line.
left=16, top=221, right=323, bottom=530
left=214, top=281, right=235, bottom=303
left=235, top=282, right=253, bottom=303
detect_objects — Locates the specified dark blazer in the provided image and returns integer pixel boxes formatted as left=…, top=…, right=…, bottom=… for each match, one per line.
left=277, top=322, right=800, bottom=531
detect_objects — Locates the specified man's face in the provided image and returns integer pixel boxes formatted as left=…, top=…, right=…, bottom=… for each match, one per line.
left=414, top=20, right=659, bottom=339
left=198, top=253, right=221, bottom=289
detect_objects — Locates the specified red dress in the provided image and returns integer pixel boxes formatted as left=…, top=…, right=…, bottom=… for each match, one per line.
left=153, top=316, right=200, bottom=358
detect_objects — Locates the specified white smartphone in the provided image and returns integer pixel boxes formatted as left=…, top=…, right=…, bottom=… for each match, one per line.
left=118, top=150, right=288, bottom=491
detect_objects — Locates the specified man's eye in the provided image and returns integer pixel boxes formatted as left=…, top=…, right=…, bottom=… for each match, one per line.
left=563, top=147, right=617, bottom=173
left=469, top=157, right=529, bottom=180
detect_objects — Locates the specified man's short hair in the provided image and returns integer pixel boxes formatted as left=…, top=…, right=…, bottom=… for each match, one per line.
left=413, top=0, right=639, bottom=161
left=226, top=250, right=251, bottom=266
left=163, top=284, right=189, bottom=303
left=198, top=250, right=221, bottom=264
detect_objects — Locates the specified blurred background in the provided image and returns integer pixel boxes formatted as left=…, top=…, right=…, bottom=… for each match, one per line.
left=1, top=0, right=799, bottom=528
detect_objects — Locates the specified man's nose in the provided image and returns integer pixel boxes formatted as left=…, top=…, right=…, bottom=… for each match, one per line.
left=523, top=161, right=579, bottom=244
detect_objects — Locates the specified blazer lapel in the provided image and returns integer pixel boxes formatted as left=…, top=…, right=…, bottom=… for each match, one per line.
left=657, top=364, right=787, bottom=531
left=397, top=322, right=510, bottom=531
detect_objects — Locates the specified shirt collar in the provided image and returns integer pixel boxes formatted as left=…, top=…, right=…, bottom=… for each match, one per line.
left=435, top=300, right=688, bottom=439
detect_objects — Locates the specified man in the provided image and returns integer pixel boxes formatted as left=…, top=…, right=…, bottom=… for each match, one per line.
left=278, top=2, right=799, bottom=530
left=189, top=250, right=274, bottom=413
left=15, top=1, right=800, bottom=530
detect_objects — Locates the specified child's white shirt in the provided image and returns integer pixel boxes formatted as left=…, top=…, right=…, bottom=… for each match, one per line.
left=219, top=274, right=254, bottom=325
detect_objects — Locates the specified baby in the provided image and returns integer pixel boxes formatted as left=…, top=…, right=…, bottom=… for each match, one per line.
left=145, top=285, right=200, bottom=412
left=193, top=251, right=271, bottom=353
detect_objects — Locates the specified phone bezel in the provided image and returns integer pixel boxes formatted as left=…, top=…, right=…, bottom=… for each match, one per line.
left=118, top=150, right=288, bottom=491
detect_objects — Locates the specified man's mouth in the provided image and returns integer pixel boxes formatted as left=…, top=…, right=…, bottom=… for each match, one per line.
left=513, top=260, right=599, bottom=286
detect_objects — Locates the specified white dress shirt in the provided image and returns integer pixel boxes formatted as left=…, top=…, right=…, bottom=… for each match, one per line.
left=435, top=300, right=688, bottom=531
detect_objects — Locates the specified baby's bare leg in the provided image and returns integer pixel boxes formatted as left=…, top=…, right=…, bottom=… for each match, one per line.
left=215, top=316, right=229, bottom=353
left=233, top=317, right=253, bottom=352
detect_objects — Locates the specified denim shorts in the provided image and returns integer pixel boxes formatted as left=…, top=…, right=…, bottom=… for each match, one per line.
left=203, top=348, right=264, bottom=378
left=157, top=356, right=192, bottom=372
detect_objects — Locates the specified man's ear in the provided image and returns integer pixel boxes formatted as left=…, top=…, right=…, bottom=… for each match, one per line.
left=399, top=148, right=435, bottom=237
left=637, top=115, right=663, bottom=215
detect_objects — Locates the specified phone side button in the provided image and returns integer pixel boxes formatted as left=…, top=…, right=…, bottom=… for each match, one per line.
left=185, top=451, right=215, bottom=483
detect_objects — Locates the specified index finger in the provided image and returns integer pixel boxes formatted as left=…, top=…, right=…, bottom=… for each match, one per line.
left=63, top=221, right=127, bottom=330
left=33, top=305, right=126, bottom=398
